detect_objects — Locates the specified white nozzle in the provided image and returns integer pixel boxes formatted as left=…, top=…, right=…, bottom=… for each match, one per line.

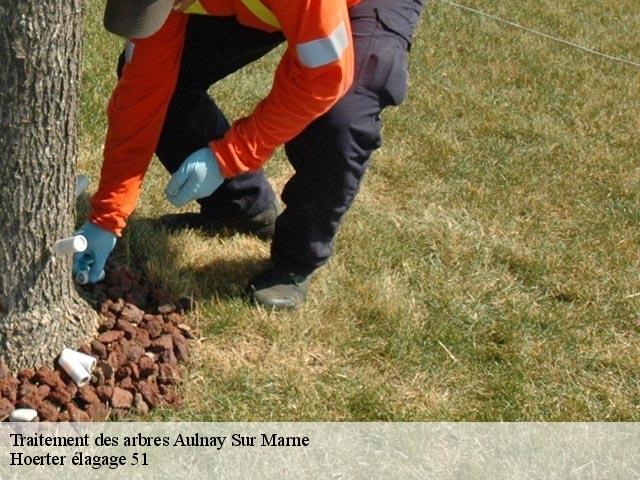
left=58, top=349, right=91, bottom=386
left=9, top=409, right=38, bottom=422
left=53, top=235, right=87, bottom=256
left=61, top=347, right=96, bottom=373
left=75, top=270, right=105, bottom=285
left=75, top=174, right=90, bottom=198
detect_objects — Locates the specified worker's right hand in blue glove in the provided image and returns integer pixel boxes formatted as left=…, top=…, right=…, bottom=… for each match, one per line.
left=73, top=222, right=117, bottom=284
left=165, top=147, right=225, bottom=208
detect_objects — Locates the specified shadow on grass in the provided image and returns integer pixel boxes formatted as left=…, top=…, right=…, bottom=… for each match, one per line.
left=121, top=216, right=271, bottom=303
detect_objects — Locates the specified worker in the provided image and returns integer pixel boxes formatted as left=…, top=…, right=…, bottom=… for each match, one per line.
left=74, top=0, right=426, bottom=309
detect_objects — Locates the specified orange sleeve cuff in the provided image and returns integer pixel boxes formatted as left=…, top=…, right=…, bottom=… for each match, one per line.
left=88, top=210, right=125, bottom=237
left=210, top=137, right=253, bottom=178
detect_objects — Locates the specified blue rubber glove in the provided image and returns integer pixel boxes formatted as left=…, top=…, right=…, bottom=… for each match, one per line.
left=165, top=147, right=225, bottom=208
left=73, top=222, right=117, bottom=284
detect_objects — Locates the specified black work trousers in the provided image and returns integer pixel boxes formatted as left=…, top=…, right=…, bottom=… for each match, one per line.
left=149, top=0, right=426, bottom=276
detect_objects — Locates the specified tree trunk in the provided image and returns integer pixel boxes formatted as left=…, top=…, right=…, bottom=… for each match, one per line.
left=0, top=0, right=97, bottom=370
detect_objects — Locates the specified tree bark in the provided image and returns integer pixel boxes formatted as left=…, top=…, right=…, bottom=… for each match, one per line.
left=0, top=0, right=97, bottom=370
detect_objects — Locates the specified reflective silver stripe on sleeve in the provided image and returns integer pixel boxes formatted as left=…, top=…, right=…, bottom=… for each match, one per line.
left=295, top=22, right=349, bottom=68
left=125, top=41, right=135, bottom=63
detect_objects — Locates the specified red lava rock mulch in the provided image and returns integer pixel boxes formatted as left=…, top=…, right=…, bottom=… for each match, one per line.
left=0, top=266, right=196, bottom=422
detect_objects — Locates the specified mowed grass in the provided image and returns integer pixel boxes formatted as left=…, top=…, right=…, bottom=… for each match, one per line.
left=78, top=0, right=639, bottom=420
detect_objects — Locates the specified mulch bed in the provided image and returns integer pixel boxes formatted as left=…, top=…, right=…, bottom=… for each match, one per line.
left=0, top=266, right=194, bottom=422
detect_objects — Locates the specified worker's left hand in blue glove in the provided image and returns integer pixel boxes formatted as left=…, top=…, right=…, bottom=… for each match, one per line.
left=73, top=221, right=117, bottom=284
left=165, top=147, right=225, bottom=208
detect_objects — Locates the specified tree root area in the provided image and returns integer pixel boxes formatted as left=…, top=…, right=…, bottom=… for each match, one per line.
left=0, top=265, right=195, bottom=422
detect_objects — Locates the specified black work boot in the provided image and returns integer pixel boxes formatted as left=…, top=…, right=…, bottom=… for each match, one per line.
left=160, top=200, right=282, bottom=240
left=248, top=265, right=313, bottom=310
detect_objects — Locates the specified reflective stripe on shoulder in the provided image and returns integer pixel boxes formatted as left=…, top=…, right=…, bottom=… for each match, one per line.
left=239, top=0, right=280, bottom=28
left=125, top=41, right=135, bottom=63
left=295, top=22, right=349, bottom=69
left=175, top=0, right=208, bottom=15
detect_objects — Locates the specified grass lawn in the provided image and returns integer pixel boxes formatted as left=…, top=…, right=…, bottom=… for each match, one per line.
left=78, top=0, right=639, bottom=420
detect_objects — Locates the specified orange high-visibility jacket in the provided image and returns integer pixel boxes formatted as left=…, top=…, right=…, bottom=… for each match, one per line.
left=90, top=0, right=363, bottom=236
